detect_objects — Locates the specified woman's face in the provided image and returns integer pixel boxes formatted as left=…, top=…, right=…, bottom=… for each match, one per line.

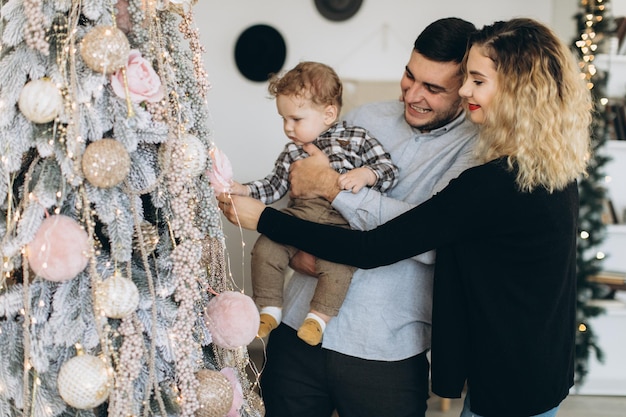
left=459, top=46, right=498, bottom=125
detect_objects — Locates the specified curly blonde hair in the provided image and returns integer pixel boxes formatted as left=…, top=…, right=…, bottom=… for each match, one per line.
left=267, top=61, right=343, bottom=111
left=467, top=18, right=592, bottom=192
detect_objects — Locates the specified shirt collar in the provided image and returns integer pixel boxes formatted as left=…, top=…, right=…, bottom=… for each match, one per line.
left=414, top=111, right=468, bottom=138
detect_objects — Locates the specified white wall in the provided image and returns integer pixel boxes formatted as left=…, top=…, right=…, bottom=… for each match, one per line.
left=193, top=1, right=607, bottom=292
left=615, top=0, right=626, bottom=16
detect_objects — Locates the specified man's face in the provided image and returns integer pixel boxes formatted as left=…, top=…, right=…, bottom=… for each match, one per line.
left=400, top=51, right=464, bottom=132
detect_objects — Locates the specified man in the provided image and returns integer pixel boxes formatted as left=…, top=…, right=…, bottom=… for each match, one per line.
left=230, top=17, right=478, bottom=417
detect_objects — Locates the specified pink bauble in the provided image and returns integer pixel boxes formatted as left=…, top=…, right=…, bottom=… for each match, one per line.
left=204, top=291, right=259, bottom=349
left=27, top=215, right=89, bottom=282
left=220, top=367, right=244, bottom=417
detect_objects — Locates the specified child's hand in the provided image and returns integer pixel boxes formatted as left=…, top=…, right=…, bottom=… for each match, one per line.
left=338, top=167, right=376, bottom=194
left=229, top=181, right=250, bottom=196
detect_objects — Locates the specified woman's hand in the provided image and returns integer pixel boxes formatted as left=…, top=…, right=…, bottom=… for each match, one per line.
left=217, top=193, right=266, bottom=231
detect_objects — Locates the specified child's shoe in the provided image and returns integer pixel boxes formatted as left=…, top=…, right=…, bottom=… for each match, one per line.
left=258, top=313, right=278, bottom=338
left=297, top=318, right=323, bottom=346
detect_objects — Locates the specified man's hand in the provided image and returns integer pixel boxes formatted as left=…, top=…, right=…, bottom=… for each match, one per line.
left=289, top=251, right=318, bottom=277
left=217, top=193, right=266, bottom=231
left=290, top=143, right=341, bottom=202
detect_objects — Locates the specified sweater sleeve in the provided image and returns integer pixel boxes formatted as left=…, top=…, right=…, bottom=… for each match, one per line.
left=257, top=199, right=445, bottom=268
left=257, top=164, right=499, bottom=268
left=245, top=143, right=296, bottom=204
left=257, top=161, right=516, bottom=269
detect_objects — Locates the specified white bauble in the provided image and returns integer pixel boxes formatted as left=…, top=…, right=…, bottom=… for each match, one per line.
left=179, top=134, right=208, bottom=177
left=97, top=275, right=140, bottom=319
left=57, top=354, right=112, bottom=409
left=18, top=79, right=63, bottom=124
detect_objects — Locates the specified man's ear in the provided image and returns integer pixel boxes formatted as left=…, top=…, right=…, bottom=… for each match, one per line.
left=324, top=104, right=338, bottom=126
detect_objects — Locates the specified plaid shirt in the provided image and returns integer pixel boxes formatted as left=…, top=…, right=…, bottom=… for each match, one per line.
left=246, top=121, right=399, bottom=204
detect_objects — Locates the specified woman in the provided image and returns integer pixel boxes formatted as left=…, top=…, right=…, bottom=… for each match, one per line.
left=218, top=18, right=592, bottom=417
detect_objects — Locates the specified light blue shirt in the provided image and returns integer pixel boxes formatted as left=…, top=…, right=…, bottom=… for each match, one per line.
left=281, top=100, right=478, bottom=360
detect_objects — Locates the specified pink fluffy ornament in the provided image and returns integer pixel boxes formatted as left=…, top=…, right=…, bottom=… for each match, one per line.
left=27, top=215, right=90, bottom=282
left=220, top=367, right=244, bottom=417
left=204, top=291, right=259, bottom=349
left=207, top=147, right=233, bottom=194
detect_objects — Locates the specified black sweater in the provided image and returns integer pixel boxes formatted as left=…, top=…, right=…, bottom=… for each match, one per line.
left=258, top=158, right=577, bottom=417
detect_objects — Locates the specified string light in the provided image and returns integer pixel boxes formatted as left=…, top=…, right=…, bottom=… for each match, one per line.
left=575, top=0, right=607, bottom=91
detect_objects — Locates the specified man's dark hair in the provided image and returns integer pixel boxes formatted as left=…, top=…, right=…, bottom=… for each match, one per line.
left=414, top=17, right=476, bottom=63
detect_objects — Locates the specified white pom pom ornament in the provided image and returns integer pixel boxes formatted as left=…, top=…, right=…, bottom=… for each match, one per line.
left=96, top=274, right=140, bottom=319
left=27, top=215, right=89, bottom=282
left=57, top=353, right=112, bottom=409
left=18, top=78, right=63, bottom=124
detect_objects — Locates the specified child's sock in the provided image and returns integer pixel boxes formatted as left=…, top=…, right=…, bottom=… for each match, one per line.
left=297, top=312, right=327, bottom=346
left=258, top=306, right=282, bottom=338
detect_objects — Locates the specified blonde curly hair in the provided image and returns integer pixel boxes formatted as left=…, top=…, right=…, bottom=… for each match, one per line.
left=466, top=18, right=593, bottom=192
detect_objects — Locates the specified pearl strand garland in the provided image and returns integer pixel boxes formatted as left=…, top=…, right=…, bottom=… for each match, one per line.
left=178, top=11, right=210, bottom=98
left=167, top=139, right=204, bottom=416
left=22, top=0, right=49, bottom=55
left=109, top=315, right=145, bottom=417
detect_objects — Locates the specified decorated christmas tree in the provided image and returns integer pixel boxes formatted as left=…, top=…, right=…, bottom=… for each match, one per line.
left=572, top=0, right=615, bottom=385
left=0, top=0, right=263, bottom=416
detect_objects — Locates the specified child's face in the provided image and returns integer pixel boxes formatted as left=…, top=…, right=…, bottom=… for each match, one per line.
left=276, top=94, right=336, bottom=146
left=459, top=46, right=498, bottom=125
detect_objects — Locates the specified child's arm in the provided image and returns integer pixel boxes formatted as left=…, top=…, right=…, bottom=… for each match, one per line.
left=337, top=167, right=377, bottom=194
left=229, top=180, right=251, bottom=197
left=244, top=143, right=296, bottom=204
left=342, top=126, right=399, bottom=193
